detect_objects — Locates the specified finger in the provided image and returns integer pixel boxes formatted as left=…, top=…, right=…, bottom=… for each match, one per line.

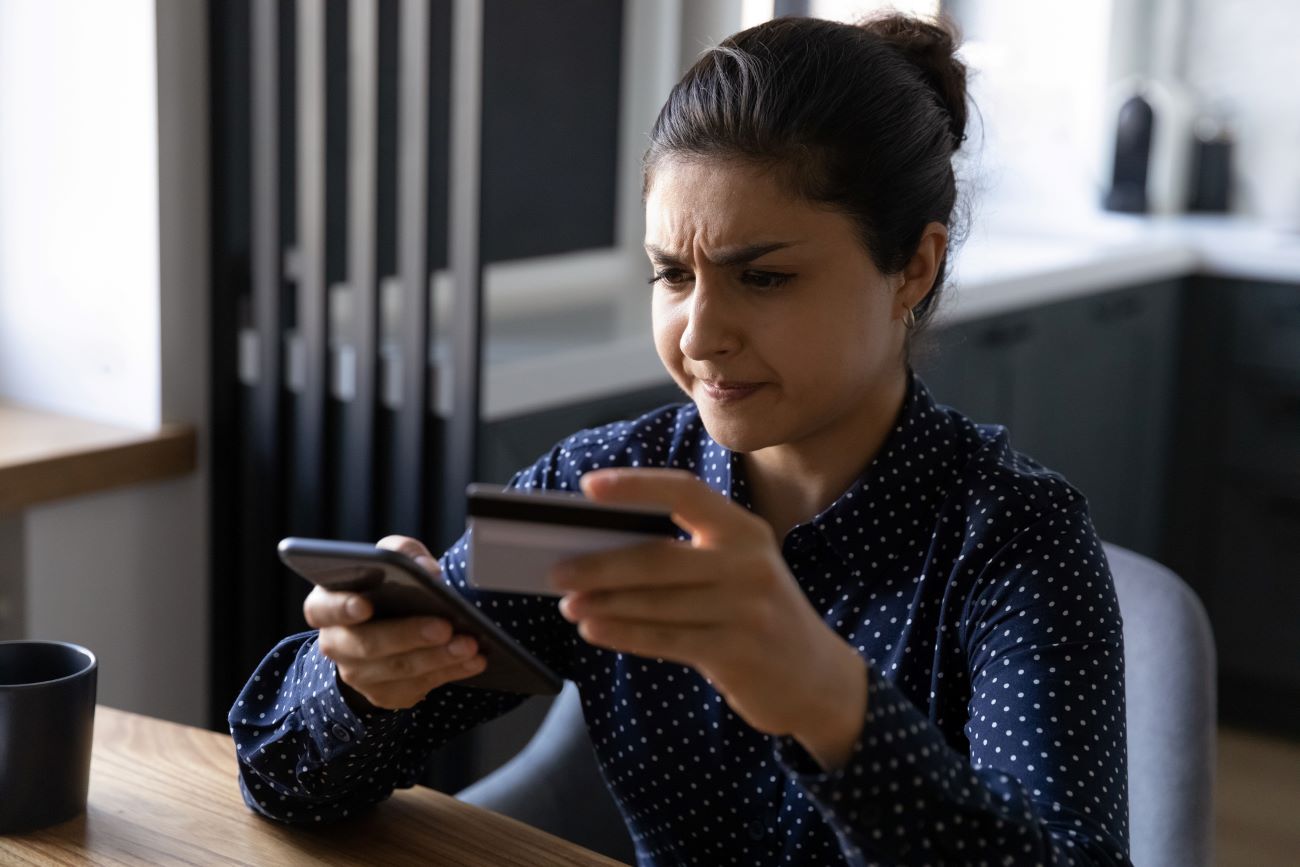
left=317, top=616, right=453, bottom=662
left=559, top=580, right=739, bottom=626
left=549, top=538, right=718, bottom=593
left=376, top=534, right=440, bottom=572
left=359, top=655, right=488, bottom=710
left=304, top=585, right=373, bottom=628
left=575, top=616, right=709, bottom=664
left=578, top=468, right=766, bottom=547
left=339, top=637, right=481, bottom=687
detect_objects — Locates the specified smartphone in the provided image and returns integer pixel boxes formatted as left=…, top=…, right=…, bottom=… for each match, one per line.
left=466, top=482, right=682, bottom=595
left=277, top=537, right=562, bottom=696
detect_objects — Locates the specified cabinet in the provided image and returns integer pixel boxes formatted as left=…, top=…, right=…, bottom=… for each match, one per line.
left=914, top=280, right=1180, bottom=558
left=479, top=381, right=684, bottom=485
left=1166, top=276, right=1300, bottom=733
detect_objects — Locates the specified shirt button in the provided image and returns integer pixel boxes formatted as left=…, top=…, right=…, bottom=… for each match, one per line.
left=331, top=723, right=352, bottom=742
left=745, top=819, right=765, bottom=841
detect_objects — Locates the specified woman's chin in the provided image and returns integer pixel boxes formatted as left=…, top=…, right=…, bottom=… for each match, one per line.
left=696, top=412, right=774, bottom=455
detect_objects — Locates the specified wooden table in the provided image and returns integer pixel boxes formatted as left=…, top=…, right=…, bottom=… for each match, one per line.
left=0, top=707, right=627, bottom=866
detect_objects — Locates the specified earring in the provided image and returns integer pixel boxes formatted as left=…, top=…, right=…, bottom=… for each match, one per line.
left=902, top=306, right=917, bottom=330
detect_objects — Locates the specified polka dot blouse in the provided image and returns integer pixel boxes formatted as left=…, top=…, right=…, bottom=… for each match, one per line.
left=230, top=368, right=1131, bottom=866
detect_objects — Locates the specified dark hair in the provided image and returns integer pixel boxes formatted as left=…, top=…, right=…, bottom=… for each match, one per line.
left=643, top=12, right=977, bottom=353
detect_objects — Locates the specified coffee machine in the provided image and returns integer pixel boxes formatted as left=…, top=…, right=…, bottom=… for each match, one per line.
left=1103, top=74, right=1196, bottom=215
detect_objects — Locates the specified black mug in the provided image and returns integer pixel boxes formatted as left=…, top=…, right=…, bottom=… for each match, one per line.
left=0, top=640, right=98, bottom=834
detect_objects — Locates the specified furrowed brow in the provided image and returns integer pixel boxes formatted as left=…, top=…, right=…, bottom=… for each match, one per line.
left=643, top=241, right=800, bottom=267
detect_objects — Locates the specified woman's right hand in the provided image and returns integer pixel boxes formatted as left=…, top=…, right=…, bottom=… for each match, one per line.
left=304, top=535, right=487, bottom=711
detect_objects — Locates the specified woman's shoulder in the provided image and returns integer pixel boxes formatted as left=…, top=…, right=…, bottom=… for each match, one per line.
left=926, top=393, right=1091, bottom=532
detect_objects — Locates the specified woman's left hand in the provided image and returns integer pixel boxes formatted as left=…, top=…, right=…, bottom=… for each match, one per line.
left=550, top=467, right=867, bottom=768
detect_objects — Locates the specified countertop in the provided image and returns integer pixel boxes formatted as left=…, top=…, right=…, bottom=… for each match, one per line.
left=476, top=212, right=1300, bottom=421
left=0, top=403, right=197, bottom=512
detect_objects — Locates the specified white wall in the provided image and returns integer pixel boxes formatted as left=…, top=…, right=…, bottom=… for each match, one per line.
left=5, top=0, right=210, bottom=728
left=1181, top=0, right=1300, bottom=228
left=0, top=0, right=161, bottom=428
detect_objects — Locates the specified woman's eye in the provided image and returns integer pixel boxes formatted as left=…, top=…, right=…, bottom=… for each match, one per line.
left=647, top=268, right=691, bottom=287
left=742, top=270, right=793, bottom=291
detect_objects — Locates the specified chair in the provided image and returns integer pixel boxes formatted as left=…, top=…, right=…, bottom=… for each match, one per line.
left=457, top=542, right=1216, bottom=867
left=456, top=679, right=637, bottom=862
left=1104, top=542, right=1216, bottom=867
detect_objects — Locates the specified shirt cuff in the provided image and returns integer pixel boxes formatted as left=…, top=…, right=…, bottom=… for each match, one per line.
left=297, top=640, right=401, bottom=762
left=772, top=663, right=921, bottom=830
left=772, top=660, right=879, bottom=781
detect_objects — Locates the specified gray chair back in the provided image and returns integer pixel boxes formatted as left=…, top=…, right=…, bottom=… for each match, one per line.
left=459, top=542, right=1217, bottom=867
left=457, top=681, right=636, bottom=862
left=1105, top=542, right=1216, bottom=867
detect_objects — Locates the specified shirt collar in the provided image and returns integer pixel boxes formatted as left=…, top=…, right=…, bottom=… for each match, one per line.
left=697, top=367, right=950, bottom=562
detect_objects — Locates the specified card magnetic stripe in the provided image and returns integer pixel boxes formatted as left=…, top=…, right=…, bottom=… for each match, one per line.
left=466, top=495, right=678, bottom=536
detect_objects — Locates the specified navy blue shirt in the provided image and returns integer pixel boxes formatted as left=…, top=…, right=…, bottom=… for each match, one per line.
left=231, top=369, right=1130, bottom=866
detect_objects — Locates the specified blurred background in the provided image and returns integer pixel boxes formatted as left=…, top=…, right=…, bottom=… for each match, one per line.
left=0, top=1, right=1296, bottom=862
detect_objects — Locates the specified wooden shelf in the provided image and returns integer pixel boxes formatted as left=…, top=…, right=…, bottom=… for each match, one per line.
left=0, top=402, right=197, bottom=513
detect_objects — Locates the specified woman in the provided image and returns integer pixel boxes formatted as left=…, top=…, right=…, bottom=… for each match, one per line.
left=231, top=12, right=1130, bottom=866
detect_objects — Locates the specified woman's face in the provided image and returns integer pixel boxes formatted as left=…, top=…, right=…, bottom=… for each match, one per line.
left=645, top=157, right=930, bottom=456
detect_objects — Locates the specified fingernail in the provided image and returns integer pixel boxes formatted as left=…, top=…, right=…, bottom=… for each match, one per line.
left=421, top=621, right=443, bottom=642
left=345, top=596, right=367, bottom=619
left=449, top=637, right=473, bottom=657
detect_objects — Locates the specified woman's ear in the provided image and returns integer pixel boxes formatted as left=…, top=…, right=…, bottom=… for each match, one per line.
left=895, top=221, right=949, bottom=312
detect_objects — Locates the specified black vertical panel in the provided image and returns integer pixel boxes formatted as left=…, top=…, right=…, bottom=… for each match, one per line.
left=277, top=0, right=310, bottom=634
left=441, top=0, right=484, bottom=555
left=209, top=0, right=252, bottom=729
left=372, top=0, right=400, bottom=536
left=425, top=3, right=452, bottom=275
left=339, top=0, right=380, bottom=542
left=325, top=0, right=350, bottom=538
left=248, top=0, right=289, bottom=698
left=391, top=0, right=431, bottom=538
left=376, top=0, right=400, bottom=283
left=292, top=0, right=329, bottom=544
left=424, top=1, right=453, bottom=555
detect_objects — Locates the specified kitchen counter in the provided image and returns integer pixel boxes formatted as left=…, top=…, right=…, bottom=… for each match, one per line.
left=0, top=403, right=197, bottom=512
left=477, top=213, right=1300, bottom=420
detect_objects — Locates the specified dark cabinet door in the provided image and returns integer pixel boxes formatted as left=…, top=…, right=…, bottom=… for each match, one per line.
left=1011, top=282, right=1178, bottom=556
left=916, top=282, right=1178, bottom=557
left=1213, top=483, right=1300, bottom=692
left=913, top=311, right=1036, bottom=426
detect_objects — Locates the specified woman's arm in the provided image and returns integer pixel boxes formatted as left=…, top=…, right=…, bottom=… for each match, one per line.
left=771, top=505, right=1132, bottom=866
left=229, top=449, right=578, bottom=825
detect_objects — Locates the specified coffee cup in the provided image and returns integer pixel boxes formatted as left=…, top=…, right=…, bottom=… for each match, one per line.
left=0, top=640, right=97, bottom=834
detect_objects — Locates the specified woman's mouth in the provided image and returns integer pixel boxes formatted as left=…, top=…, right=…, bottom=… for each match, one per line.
left=699, top=380, right=765, bottom=403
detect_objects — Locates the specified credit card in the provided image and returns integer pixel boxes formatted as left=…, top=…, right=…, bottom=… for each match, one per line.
left=466, top=482, right=681, bottom=595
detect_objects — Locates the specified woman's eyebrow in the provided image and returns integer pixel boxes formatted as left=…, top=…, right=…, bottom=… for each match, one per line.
left=643, top=241, right=801, bottom=267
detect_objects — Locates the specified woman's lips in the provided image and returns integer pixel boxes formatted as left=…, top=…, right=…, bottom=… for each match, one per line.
left=700, top=380, right=765, bottom=403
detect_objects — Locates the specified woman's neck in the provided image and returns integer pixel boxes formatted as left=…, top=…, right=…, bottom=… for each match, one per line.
left=742, top=370, right=909, bottom=543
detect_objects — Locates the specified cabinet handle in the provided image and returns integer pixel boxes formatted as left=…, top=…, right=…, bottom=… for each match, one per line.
left=1093, top=294, right=1145, bottom=323
left=980, top=320, right=1033, bottom=348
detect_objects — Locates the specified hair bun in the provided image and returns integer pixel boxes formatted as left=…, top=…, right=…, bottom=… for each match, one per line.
left=860, top=12, right=969, bottom=152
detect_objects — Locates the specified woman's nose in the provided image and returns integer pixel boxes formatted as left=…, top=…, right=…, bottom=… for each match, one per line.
left=678, top=276, right=740, bottom=360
